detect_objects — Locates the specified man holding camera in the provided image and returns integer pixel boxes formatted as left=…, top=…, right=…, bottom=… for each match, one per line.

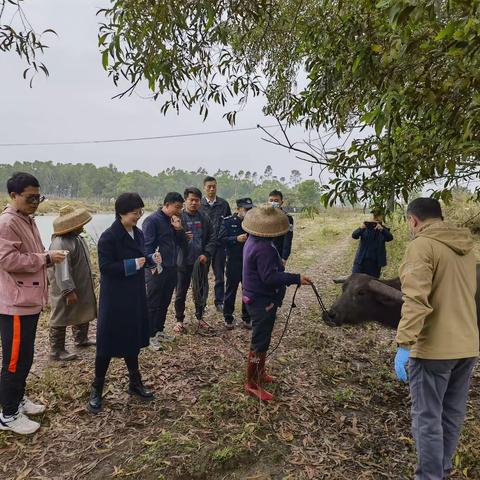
left=351, top=210, right=393, bottom=278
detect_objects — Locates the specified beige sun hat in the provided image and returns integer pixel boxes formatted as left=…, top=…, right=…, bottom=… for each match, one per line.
left=241, top=204, right=289, bottom=238
left=53, top=206, right=92, bottom=235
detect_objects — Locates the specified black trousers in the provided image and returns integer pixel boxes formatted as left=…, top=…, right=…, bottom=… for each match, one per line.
left=175, top=265, right=204, bottom=321
left=246, top=300, right=278, bottom=353
left=224, top=258, right=250, bottom=323
left=212, top=247, right=226, bottom=306
left=146, top=266, right=177, bottom=336
left=352, top=259, right=381, bottom=278
left=94, top=355, right=139, bottom=379
left=0, top=313, right=40, bottom=416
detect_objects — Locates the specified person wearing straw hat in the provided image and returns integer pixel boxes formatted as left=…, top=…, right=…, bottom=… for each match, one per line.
left=48, top=206, right=97, bottom=361
left=242, top=204, right=312, bottom=401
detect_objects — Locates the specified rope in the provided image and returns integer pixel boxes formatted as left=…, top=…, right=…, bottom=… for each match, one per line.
left=267, top=283, right=329, bottom=358
left=191, top=257, right=210, bottom=309
left=191, top=257, right=218, bottom=336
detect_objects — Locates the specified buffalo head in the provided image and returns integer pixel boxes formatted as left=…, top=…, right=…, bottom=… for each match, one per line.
left=323, top=274, right=403, bottom=328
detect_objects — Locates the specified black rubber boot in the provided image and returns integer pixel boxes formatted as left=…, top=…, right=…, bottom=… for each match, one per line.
left=86, top=378, right=104, bottom=414
left=128, top=370, right=154, bottom=401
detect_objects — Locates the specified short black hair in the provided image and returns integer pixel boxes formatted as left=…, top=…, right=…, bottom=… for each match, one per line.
left=203, top=176, right=216, bottom=184
left=164, top=192, right=184, bottom=205
left=184, top=187, right=202, bottom=200
left=115, top=192, right=144, bottom=219
left=7, top=172, right=40, bottom=194
left=407, top=197, right=443, bottom=221
left=269, top=189, right=283, bottom=201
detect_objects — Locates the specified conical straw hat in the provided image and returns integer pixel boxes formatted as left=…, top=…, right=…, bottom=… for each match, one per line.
left=242, top=204, right=289, bottom=238
left=53, top=206, right=92, bottom=235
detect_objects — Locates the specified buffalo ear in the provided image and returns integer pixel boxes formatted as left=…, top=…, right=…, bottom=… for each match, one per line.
left=368, top=280, right=404, bottom=305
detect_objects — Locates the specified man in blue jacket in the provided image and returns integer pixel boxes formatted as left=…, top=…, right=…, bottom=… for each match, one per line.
left=143, top=192, right=187, bottom=350
left=351, top=211, right=393, bottom=278
left=175, top=187, right=216, bottom=333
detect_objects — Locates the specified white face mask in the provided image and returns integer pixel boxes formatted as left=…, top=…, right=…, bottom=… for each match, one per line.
left=269, top=201, right=281, bottom=209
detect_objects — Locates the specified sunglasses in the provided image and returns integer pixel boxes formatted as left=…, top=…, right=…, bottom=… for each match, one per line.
left=19, top=194, right=46, bottom=204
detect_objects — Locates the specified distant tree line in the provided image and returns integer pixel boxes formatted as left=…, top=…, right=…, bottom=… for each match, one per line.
left=0, top=161, right=322, bottom=207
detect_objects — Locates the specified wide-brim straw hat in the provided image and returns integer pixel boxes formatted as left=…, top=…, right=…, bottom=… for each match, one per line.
left=242, top=204, right=289, bottom=238
left=53, top=205, right=92, bottom=235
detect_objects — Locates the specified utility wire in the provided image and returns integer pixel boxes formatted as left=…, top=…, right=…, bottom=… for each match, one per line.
left=0, top=124, right=282, bottom=147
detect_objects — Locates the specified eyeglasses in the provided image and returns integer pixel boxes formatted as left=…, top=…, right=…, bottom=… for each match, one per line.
left=130, top=209, right=144, bottom=217
left=20, top=194, right=46, bottom=204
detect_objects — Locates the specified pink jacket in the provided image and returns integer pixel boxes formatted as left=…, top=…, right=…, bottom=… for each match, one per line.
left=0, top=206, right=49, bottom=316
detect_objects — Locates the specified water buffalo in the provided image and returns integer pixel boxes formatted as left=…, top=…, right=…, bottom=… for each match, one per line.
left=322, top=265, right=480, bottom=329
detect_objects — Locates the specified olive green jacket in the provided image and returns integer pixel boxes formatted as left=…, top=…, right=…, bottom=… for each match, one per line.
left=396, top=220, right=478, bottom=359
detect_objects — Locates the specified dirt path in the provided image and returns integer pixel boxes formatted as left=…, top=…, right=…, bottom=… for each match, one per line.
left=1, top=217, right=479, bottom=480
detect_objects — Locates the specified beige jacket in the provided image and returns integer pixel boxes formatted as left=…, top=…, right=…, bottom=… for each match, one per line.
left=48, top=234, right=97, bottom=327
left=396, top=220, right=478, bottom=359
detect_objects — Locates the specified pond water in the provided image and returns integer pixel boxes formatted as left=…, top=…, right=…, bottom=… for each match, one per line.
left=34, top=213, right=148, bottom=247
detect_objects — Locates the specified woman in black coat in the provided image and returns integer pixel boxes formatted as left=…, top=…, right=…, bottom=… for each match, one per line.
left=87, top=193, right=161, bottom=414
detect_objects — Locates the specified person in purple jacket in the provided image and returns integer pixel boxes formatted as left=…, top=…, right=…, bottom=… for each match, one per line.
left=242, top=204, right=312, bottom=401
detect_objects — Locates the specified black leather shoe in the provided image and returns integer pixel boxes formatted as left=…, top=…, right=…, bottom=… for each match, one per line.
left=128, top=370, right=154, bottom=401
left=86, top=378, right=104, bottom=414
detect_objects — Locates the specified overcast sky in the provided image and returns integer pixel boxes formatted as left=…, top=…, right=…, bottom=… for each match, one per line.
left=0, top=0, right=330, bottom=181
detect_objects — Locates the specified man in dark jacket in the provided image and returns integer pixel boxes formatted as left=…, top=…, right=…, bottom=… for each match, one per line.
left=268, top=190, right=294, bottom=265
left=351, top=211, right=393, bottom=278
left=143, top=192, right=187, bottom=350
left=200, top=176, right=231, bottom=312
left=174, top=187, right=216, bottom=333
left=218, top=197, right=254, bottom=330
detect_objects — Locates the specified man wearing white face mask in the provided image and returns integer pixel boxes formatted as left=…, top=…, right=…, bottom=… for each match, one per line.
left=268, top=190, right=294, bottom=266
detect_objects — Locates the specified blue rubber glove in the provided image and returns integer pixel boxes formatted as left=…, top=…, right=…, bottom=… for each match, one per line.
left=394, top=347, right=410, bottom=382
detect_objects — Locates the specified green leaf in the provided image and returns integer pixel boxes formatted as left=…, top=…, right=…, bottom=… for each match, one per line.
left=102, top=50, right=109, bottom=70
left=352, top=54, right=361, bottom=73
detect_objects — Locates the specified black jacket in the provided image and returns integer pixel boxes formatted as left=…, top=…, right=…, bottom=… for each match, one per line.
left=142, top=209, right=187, bottom=268
left=200, top=196, right=232, bottom=240
left=177, top=209, right=216, bottom=267
left=273, top=213, right=294, bottom=261
left=96, top=220, right=152, bottom=357
left=352, top=224, right=393, bottom=267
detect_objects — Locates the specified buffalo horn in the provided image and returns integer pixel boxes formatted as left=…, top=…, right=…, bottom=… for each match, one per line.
left=369, top=280, right=404, bottom=303
left=333, top=277, right=348, bottom=284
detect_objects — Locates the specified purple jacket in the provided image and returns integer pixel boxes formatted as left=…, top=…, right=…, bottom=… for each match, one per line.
left=242, top=235, right=300, bottom=305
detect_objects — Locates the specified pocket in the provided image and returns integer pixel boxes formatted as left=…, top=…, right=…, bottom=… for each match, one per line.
left=14, top=281, right=43, bottom=307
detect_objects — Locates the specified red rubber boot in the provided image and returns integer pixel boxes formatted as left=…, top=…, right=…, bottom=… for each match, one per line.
left=245, top=351, right=273, bottom=401
left=259, top=352, right=274, bottom=383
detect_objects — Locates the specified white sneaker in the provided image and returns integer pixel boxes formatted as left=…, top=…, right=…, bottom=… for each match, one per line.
left=0, top=411, right=40, bottom=435
left=156, top=331, right=174, bottom=342
left=149, top=336, right=162, bottom=351
left=19, top=396, right=46, bottom=416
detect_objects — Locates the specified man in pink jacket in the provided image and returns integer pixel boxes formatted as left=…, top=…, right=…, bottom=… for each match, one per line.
left=0, top=173, right=66, bottom=435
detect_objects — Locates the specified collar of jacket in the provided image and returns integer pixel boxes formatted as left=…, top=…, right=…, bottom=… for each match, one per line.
left=2, top=204, right=35, bottom=226
left=202, top=196, right=218, bottom=207
left=111, top=219, right=143, bottom=251
left=415, top=219, right=443, bottom=237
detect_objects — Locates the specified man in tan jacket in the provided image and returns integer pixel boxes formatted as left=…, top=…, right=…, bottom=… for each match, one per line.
left=395, top=197, right=478, bottom=480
